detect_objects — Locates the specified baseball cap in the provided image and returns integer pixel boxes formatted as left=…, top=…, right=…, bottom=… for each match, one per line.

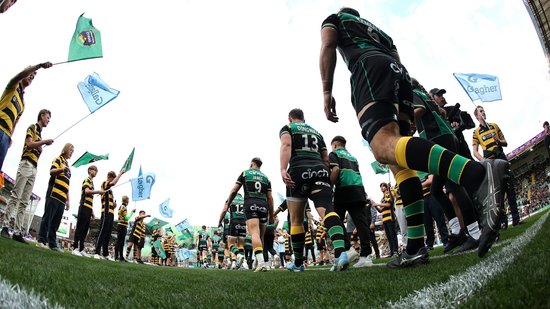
left=429, top=88, right=446, bottom=96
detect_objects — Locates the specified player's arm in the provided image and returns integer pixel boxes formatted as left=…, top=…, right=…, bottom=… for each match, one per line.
left=110, top=168, right=126, bottom=186
left=267, top=190, right=275, bottom=224
left=7, top=62, right=52, bottom=88
left=494, top=124, right=508, bottom=147
left=280, top=133, right=294, bottom=187
left=421, top=175, right=433, bottom=190
left=329, top=153, right=340, bottom=186
left=320, top=25, right=339, bottom=122
left=472, top=141, right=484, bottom=161
left=218, top=203, right=229, bottom=227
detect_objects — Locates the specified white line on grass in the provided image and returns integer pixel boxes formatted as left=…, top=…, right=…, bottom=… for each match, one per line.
left=0, top=276, right=63, bottom=309
left=385, top=211, right=549, bottom=309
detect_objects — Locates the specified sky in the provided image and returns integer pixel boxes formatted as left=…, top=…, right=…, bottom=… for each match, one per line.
left=1, top=0, right=549, bottom=228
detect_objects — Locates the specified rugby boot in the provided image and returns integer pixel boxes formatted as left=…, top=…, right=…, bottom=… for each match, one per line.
left=443, top=230, right=467, bottom=254
left=474, top=159, right=509, bottom=258
left=387, top=247, right=429, bottom=268
left=453, top=236, right=479, bottom=254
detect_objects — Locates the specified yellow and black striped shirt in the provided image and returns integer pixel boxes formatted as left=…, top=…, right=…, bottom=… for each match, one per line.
left=0, top=84, right=24, bottom=138
left=100, top=181, right=115, bottom=215
left=46, top=155, right=70, bottom=204
left=315, top=223, right=326, bottom=242
left=163, top=239, right=170, bottom=252
left=132, top=216, right=146, bottom=239
left=21, top=123, right=42, bottom=167
left=473, top=123, right=505, bottom=158
left=380, top=192, right=393, bottom=222
left=391, top=185, right=403, bottom=209
left=118, top=204, right=129, bottom=227
left=80, top=176, right=94, bottom=209
left=305, top=231, right=313, bottom=246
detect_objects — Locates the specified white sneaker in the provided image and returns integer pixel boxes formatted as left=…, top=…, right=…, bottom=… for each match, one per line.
left=72, top=249, right=82, bottom=256
left=236, top=254, right=244, bottom=268
left=36, top=242, right=48, bottom=249
left=347, top=248, right=359, bottom=263
left=230, top=261, right=237, bottom=270
left=254, top=263, right=267, bottom=272
left=353, top=255, right=373, bottom=268
left=93, top=254, right=102, bottom=260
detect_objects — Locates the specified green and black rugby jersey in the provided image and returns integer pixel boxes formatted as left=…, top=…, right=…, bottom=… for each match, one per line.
left=412, top=88, right=454, bottom=141
left=329, top=148, right=366, bottom=204
left=230, top=193, right=246, bottom=220
left=198, top=230, right=209, bottom=245
left=321, top=12, right=396, bottom=70
left=236, top=168, right=272, bottom=201
left=279, top=122, right=327, bottom=167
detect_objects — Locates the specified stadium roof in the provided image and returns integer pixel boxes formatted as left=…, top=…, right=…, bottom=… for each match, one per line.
left=506, top=130, right=546, bottom=160
left=524, top=0, right=550, bottom=68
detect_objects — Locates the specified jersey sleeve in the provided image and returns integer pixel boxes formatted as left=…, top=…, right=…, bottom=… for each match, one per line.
left=493, top=123, right=505, bottom=140
left=236, top=171, right=245, bottom=185
left=472, top=128, right=480, bottom=146
left=50, top=156, right=61, bottom=170
left=328, top=152, right=339, bottom=169
left=279, top=125, right=291, bottom=138
left=321, top=14, right=339, bottom=30
left=25, top=124, right=35, bottom=140
left=412, top=90, right=427, bottom=110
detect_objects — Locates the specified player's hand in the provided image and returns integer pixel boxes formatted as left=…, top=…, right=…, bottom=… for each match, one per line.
left=40, top=62, right=53, bottom=69
left=370, top=224, right=375, bottom=230
left=324, top=93, right=338, bottom=123
left=280, top=170, right=295, bottom=188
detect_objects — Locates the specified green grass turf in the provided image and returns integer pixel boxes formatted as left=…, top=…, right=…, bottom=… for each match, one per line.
left=0, top=208, right=548, bottom=308
left=460, top=210, right=550, bottom=309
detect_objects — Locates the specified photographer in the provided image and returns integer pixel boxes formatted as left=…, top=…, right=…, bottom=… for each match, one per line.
left=429, top=88, right=475, bottom=160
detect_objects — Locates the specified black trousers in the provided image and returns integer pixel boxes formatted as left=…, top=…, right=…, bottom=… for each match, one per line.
left=368, top=228, right=380, bottom=258
left=495, top=153, right=520, bottom=223
left=334, top=201, right=372, bottom=257
left=424, top=195, right=449, bottom=247
left=383, top=221, right=399, bottom=255
left=38, top=198, right=65, bottom=249
left=115, top=224, right=127, bottom=260
left=304, top=244, right=316, bottom=262
left=263, top=231, right=276, bottom=261
left=95, top=213, right=114, bottom=256
left=73, top=206, right=93, bottom=251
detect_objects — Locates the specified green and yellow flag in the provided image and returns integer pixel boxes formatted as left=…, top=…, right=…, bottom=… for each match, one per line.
left=371, top=161, right=389, bottom=175
left=121, top=147, right=135, bottom=172
left=68, top=13, right=103, bottom=62
left=72, top=151, right=109, bottom=167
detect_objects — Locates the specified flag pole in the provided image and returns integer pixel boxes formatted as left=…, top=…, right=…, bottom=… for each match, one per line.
left=52, top=61, right=70, bottom=66
left=104, top=179, right=130, bottom=193
left=53, top=57, right=103, bottom=66
left=51, top=112, right=93, bottom=141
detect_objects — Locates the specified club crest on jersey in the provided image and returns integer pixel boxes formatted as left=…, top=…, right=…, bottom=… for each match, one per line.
left=79, top=30, right=96, bottom=46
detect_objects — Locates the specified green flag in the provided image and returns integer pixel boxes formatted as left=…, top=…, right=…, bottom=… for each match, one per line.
left=68, top=13, right=103, bottom=62
left=121, top=147, right=135, bottom=172
left=371, top=161, right=389, bottom=174
left=72, top=151, right=109, bottom=167
left=146, top=217, right=169, bottom=231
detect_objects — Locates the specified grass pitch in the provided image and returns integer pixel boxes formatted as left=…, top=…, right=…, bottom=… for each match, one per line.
left=0, top=208, right=548, bottom=308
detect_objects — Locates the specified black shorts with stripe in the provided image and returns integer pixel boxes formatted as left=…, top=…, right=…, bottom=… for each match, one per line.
left=352, top=52, right=414, bottom=143
left=229, top=219, right=246, bottom=237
